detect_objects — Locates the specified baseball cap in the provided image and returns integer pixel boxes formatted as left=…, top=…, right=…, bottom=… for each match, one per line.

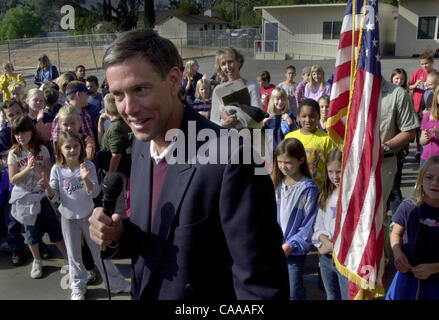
left=65, top=82, right=94, bottom=96
left=302, top=66, right=311, bottom=75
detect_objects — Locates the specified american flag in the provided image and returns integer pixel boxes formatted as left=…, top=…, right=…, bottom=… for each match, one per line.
left=327, top=0, right=385, bottom=300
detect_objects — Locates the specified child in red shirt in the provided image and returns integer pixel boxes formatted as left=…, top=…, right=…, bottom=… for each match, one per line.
left=257, top=70, right=275, bottom=112
left=409, top=53, right=435, bottom=161
left=410, top=53, right=435, bottom=113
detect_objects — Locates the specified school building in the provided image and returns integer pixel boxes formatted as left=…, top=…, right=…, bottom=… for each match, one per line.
left=252, top=2, right=398, bottom=60
left=395, top=0, right=439, bottom=57
left=138, top=9, right=228, bottom=45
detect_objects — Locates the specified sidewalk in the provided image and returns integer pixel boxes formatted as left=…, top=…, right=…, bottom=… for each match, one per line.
left=0, top=238, right=131, bottom=300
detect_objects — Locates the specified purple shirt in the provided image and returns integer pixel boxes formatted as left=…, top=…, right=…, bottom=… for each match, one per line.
left=393, top=199, right=439, bottom=282
left=304, top=82, right=331, bottom=101
left=420, top=111, right=439, bottom=160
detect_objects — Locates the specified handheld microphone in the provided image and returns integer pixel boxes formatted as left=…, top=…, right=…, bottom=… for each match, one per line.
left=102, top=172, right=123, bottom=217
left=101, top=172, right=123, bottom=254
left=100, top=172, right=124, bottom=300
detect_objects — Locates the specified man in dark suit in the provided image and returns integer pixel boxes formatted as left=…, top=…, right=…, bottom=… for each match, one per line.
left=89, top=29, right=289, bottom=300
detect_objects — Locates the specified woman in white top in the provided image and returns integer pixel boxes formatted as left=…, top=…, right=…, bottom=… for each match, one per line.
left=210, top=47, right=262, bottom=128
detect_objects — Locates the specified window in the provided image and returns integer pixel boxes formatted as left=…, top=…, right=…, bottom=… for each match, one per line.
left=323, top=21, right=342, bottom=40
left=417, top=16, right=437, bottom=39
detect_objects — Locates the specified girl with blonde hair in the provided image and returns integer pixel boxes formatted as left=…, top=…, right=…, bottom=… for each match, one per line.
left=386, top=156, right=439, bottom=300
left=263, top=87, right=295, bottom=154
left=304, top=65, right=331, bottom=101
left=182, top=59, right=203, bottom=103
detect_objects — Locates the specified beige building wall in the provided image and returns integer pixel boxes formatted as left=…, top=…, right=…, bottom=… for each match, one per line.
left=395, top=0, right=439, bottom=56
left=157, top=17, right=187, bottom=40
left=258, top=3, right=397, bottom=59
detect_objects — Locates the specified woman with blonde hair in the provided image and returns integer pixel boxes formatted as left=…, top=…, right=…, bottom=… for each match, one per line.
left=34, top=54, right=59, bottom=87
left=210, top=47, right=262, bottom=128
left=182, top=59, right=203, bottom=103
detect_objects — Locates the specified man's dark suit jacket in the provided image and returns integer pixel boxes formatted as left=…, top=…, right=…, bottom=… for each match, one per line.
left=118, top=104, right=289, bottom=300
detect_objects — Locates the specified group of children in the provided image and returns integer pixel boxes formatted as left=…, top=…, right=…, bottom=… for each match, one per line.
left=174, top=51, right=439, bottom=300
left=271, top=53, right=439, bottom=300
left=1, top=47, right=439, bottom=300
left=0, top=61, right=132, bottom=300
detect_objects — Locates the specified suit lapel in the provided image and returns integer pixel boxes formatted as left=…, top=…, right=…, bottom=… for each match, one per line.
left=130, top=140, right=153, bottom=233
left=151, top=163, right=195, bottom=240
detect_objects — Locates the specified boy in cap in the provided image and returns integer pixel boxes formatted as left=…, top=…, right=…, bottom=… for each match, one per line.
left=50, top=81, right=95, bottom=151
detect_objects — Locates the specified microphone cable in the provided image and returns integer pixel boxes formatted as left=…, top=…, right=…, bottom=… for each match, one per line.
left=101, top=255, right=112, bottom=300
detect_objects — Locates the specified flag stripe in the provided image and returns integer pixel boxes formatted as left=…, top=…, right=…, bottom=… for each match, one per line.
left=329, top=0, right=385, bottom=299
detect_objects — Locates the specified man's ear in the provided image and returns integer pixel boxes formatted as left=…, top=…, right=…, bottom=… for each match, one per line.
left=167, top=66, right=183, bottom=96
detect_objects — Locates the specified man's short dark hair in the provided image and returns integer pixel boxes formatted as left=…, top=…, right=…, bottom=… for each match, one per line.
left=75, top=65, right=85, bottom=71
left=102, top=29, right=183, bottom=80
left=86, top=75, right=99, bottom=86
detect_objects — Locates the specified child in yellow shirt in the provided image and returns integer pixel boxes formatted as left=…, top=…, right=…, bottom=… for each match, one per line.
left=284, top=98, right=336, bottom=190
left=0, top=62, right=26, bottom=101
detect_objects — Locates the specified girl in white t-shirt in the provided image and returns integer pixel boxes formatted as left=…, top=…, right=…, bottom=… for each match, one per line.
left=39, top=130, right=129, bottom=300
left=312, top=147, right=348, bottom=300
left=8, top=116, right=68, bottom=279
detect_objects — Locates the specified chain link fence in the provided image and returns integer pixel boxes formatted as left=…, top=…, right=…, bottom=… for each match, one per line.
left=0, top=29, right=260, bottom=78
left=254, top=39, right=339, bottom=60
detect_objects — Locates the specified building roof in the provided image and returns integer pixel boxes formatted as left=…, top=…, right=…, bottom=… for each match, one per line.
left=254, top=3, right=347, bottom=10
left=254, top=2, right=396, bottom=11
left=156, top=12, right=228, bottom=25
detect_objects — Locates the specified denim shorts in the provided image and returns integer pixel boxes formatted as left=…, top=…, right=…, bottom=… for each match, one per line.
left=24, top=197, right=63, bottom=245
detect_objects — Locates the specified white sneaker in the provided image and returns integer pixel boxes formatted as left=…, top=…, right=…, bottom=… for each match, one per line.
left=30, top=259, right=43, bottom=279
left=71, top=293, right=85, bottom=300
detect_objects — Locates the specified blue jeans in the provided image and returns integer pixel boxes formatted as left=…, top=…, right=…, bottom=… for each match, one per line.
left=6, top=198, right=26, bottom=252
left=24, top=197, right=63, bottom=245
left=319, top=254, right=349, bottom=300
left=287, top=254, right=306, bottom=300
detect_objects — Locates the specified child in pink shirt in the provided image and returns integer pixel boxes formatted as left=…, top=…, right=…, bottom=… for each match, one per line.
left=420, top=85, right=439, bottom=167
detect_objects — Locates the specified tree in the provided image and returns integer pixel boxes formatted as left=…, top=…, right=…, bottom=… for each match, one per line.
left=170, top=0, right=202, bottom=15
left=103, top=0, right=108, bottom=20
left=102, top=0, right=142, bottom=31
left=0, top=5, right=44, bottom=40
left=144, top=0, right=155, bottom=28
